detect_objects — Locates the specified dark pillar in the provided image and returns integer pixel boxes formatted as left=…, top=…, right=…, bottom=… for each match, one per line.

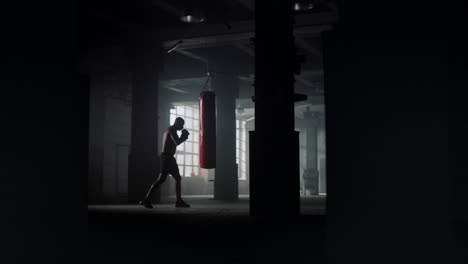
left=322, top=3, right=453, bottom=260
left=250, top=0, right=300, bottom=217
left=214, top=74, right=239, bottom=201
left=128, top=34, right=162, bottom=203
left=88, top=74, right=105, bottom=203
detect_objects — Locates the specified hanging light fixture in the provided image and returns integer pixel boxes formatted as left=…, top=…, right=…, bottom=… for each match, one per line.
left=294, top=1, right=315, bottom=11
left=180, top=8, right=206, bottom=23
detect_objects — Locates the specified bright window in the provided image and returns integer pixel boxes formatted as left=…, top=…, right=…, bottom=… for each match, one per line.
left=236, top=119, right=247, bottom=180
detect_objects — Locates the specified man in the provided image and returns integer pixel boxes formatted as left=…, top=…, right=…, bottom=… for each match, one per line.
left=139, top=117, right=191, bottom=208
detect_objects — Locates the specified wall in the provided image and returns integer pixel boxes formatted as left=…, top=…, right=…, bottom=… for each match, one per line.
left=88, top=74, right=105, bottom=203
left=102, top=96, right=131, bottom=200
left=86, top=45, right=133, bottom=203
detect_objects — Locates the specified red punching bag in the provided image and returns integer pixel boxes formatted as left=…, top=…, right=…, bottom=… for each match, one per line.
left=199, top=91, right=216, bottom=169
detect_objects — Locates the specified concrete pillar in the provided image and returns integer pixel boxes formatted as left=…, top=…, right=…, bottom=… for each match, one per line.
left=304, top=111, right=319, bottom=170
left=88, top=74, right=105, bottom=203
left=304, top=110, right=319, bottom=195
left=245, top=119, right=255, bottom=195
left=214, top=74, right=239, bottom=201
left=319, top=156, right=326, bottom=194
left=250, top=0, right=300, bottom=217
left=318, top=117, right=327, bottom=194
left=128, top=34, right=162, bottom=203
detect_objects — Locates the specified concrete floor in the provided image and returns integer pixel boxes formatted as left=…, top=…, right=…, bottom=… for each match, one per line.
left=88, top=195, right=327, bottom=264
left=88, top=195, right=326, bottom=216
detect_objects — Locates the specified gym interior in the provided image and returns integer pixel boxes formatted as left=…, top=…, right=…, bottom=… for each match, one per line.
left=75, top=1, right=456, bottom=263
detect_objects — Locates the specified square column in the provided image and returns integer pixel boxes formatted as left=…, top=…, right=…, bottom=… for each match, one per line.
left=250, top=0, right=300, bottom=217
left=213, top=74, right=239, bottom=201
left=127, top=34, right=163, bottom=203
left=304, top=110, right=319, bottom=195
left=88, top=74, right=105, bottom=203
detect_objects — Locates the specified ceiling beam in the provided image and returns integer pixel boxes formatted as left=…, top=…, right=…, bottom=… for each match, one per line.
left=174, top=49, right=210, bottom=64
left=166, top=87, right=192, bottom=94
left=164, top=32, right=254, bottom=50
left=295, top=75, right=317, bottom=88
left=236, top=43, right=255, bottom=56
left=295, top=97, right=325, bottom=107
left=163, top=24, right=331, bottom=51
left=301, top=69, right=324, bottom=75
left=237, top=0, right=254, bottom=12
left=296, top=37, right=322, bottom=57
left=151, top=0, right=181, bottom=17
left=87, top=8, right=137, bottom=31
left=160, top=12, right=336, bottom=43
left=326, top=1, right=339, bottom=13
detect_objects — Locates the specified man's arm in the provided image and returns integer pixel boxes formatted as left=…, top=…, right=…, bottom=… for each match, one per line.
left=169, top=129, right=188, bottom=146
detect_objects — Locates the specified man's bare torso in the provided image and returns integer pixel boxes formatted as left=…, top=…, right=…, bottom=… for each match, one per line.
left=161, top=126, right=180, bottom=156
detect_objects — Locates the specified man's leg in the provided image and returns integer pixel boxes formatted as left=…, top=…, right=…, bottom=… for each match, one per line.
left=139, top=173, right=168, bottom=208
left=171, top=172, right=190, bottom=207
left=168, top=157, right=190, bottom=207
left=173, top=173, right=182, bottom=201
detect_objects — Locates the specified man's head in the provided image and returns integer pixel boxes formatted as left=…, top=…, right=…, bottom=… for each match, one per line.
left=173, top=117, right=185, bottom=130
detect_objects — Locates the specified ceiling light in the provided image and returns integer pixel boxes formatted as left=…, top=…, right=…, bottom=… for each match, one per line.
left=180, top=8, right=206, bottom=23
left=294, top=2, right=315, bottom=11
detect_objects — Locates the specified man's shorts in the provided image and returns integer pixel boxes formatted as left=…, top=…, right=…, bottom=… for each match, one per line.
left=160, top=153, right=179, bottom=175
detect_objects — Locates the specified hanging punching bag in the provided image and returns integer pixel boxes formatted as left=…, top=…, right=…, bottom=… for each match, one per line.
left=199, top=91, right=216, bottom=168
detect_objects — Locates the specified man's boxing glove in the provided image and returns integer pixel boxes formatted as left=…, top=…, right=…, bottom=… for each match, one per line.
left=181, top=129, right=190, bottom=141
